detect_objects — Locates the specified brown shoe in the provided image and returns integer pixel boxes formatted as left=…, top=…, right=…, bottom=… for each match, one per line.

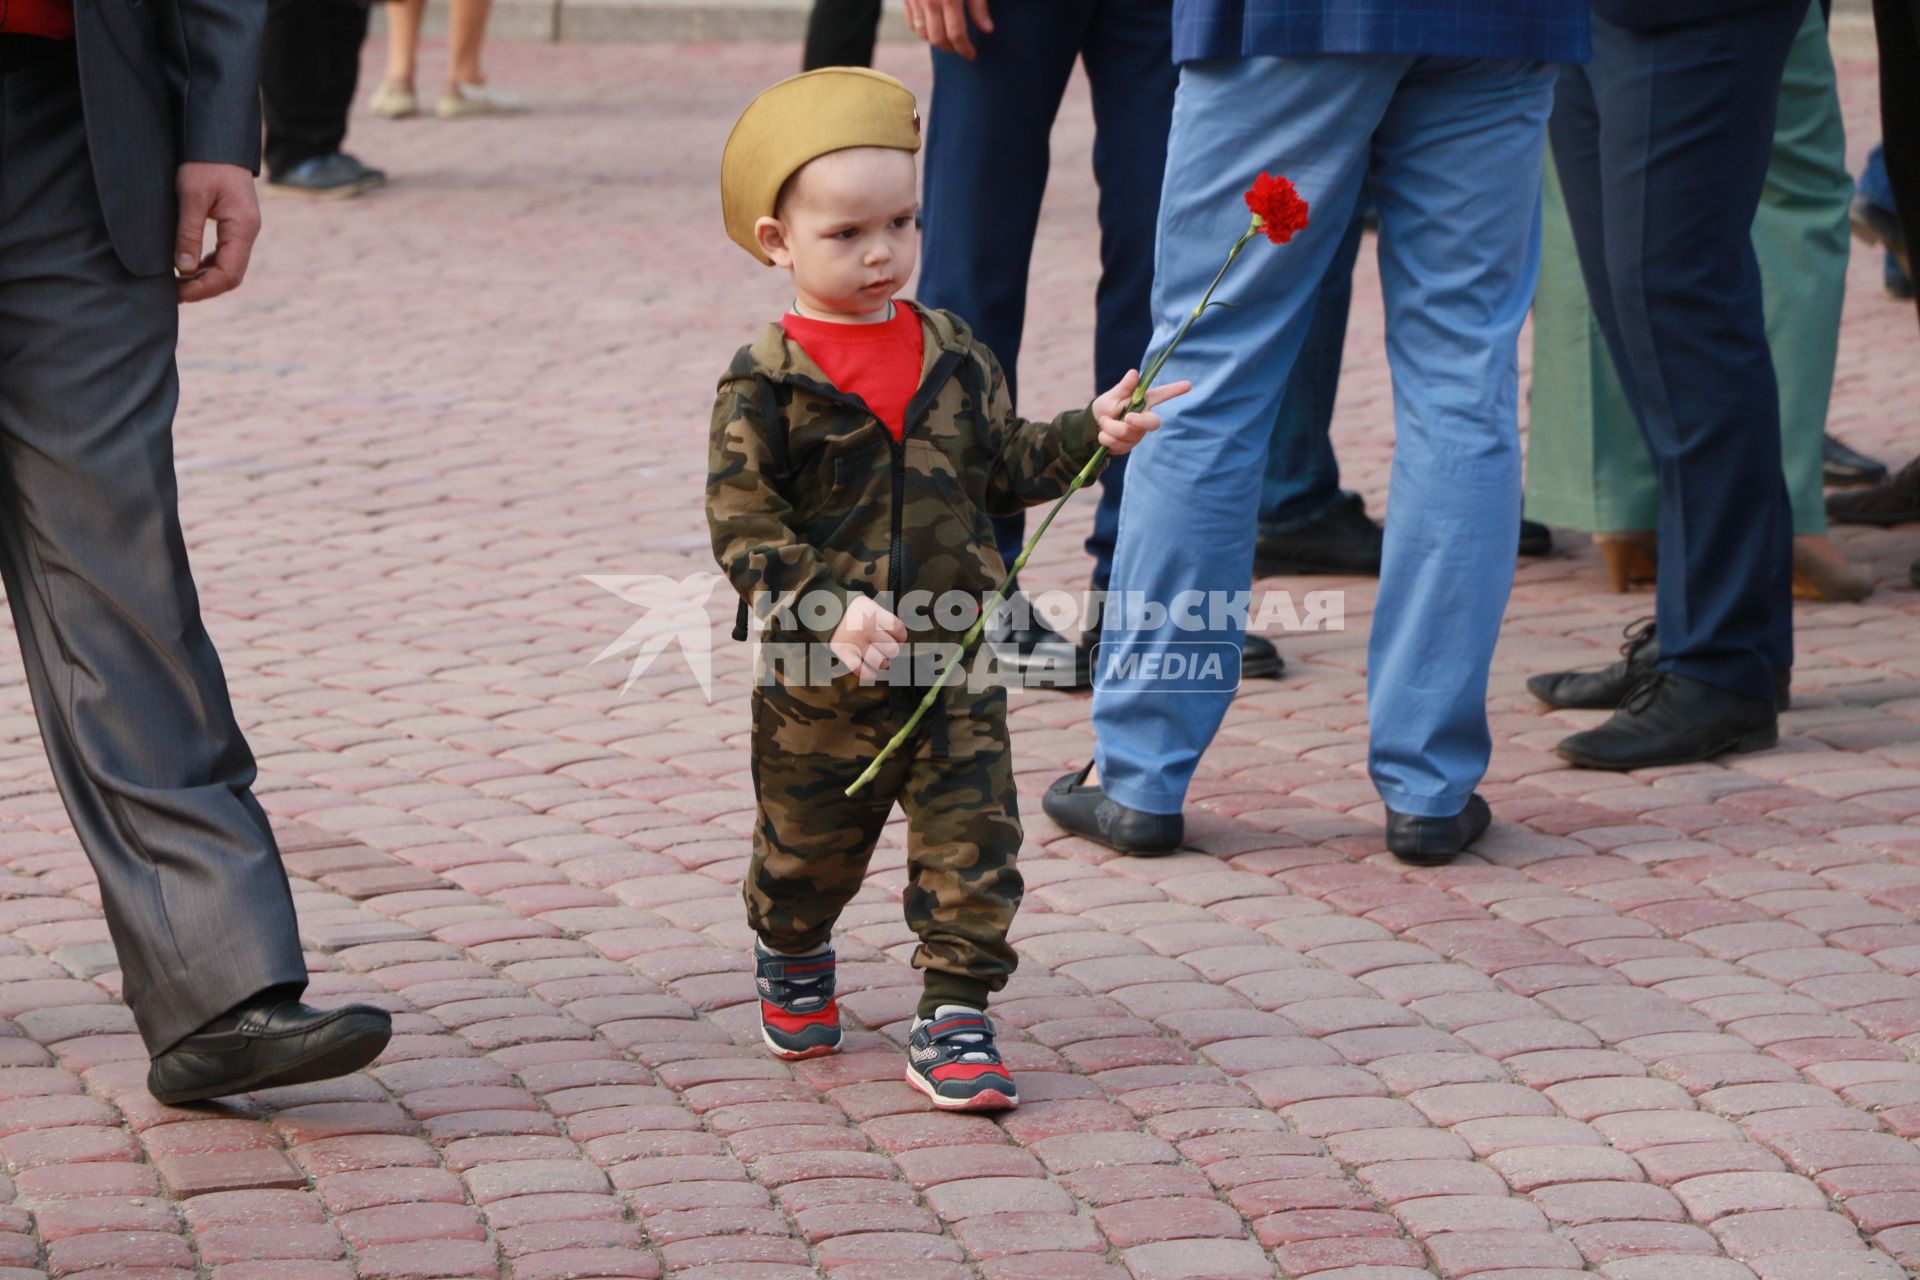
left=1827, top=455, right=1920, bottom=527
left=1791, top=536, right=1873, bottom=603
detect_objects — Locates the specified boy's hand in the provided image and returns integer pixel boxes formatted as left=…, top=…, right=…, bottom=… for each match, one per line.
left=830, top=595, right=908, bottom=681
left=1092, top=369, right=1190, bottom=456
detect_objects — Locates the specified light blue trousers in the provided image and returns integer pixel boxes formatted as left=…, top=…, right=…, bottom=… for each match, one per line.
left=1091, top=53, right=1557, bottom=820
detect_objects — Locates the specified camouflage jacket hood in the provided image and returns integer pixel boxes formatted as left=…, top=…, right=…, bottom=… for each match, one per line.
left=707, top=302, right=1104, bottom=650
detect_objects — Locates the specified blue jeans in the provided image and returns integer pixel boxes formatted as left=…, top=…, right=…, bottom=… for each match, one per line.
left=917, top=0, right=1175, bottom=591
left=1090, top=53, right=1556, bottom=819
left=1258, top=208, right=1365, bottom=535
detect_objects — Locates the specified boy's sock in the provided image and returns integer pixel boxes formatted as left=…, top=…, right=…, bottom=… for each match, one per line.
left=757, top=938, right=830, bottom=958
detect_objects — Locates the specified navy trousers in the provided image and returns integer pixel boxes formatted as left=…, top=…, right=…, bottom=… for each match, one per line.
left=1551, top=0, right=1805, bottom=704
left=916, top=0, right=1175, bottom=591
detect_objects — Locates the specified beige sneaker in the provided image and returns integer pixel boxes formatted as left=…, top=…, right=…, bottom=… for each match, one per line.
left=369, top=82, right=418, bottom=119
left=437, top=82, right=527, bottom=119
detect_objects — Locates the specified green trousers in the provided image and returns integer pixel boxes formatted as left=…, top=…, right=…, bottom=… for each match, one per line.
left=1525, top=2, right=1850, bottom=537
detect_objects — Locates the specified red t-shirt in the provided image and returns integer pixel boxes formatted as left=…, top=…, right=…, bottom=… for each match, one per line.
left=780, top=306, right=925, bottom=442
left=0, top=0, right=75, bottom=39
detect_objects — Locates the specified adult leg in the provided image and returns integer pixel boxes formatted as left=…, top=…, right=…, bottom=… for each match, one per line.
left=1365, top=56, right=1558, bottom=817
left=1088, top=55, right=1390, bottom=816
left=0, top=78, right=307, bottom=1056
left=1560, top=3, right=1803, bottom=704
left=1077, top=0, right=1176, bottom=590
left=1754, top=0, right=1850, bottom=536
left=448, top=0, right=498, bottom=86
left=261, top=0, right=371, bottom=178
left=1258, top=208, right=1363, bottom=538
left=383, top=0, right=428, bottom=89
left=918, top=1, right=1092, bottom=573
left=1524, top=149, right=1658, bottom=537
left=802, top=0, right=883, bottom=69
left=1876, top=0, right=1920, bottom=329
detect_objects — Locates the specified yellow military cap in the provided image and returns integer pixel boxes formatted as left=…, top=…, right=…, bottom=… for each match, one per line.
left=721, top=67, right=922, bottom=265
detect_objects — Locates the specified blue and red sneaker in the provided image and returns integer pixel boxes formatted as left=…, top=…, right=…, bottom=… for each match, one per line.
left=754, top=942, right=842, bottom=1060
left=904, top=1008, right=1018, bottom=1111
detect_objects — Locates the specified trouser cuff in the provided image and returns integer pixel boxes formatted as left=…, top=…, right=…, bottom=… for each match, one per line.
left=918, top=971, right=994, bottom=1019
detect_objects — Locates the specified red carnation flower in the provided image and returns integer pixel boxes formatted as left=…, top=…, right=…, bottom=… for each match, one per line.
left=1244, top=172, right=1310, bottom=244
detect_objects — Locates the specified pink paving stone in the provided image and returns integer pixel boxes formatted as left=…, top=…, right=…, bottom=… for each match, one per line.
left=336, top=1202, right=489, bottom=1248
left=1568, top=1221, right=1724, bottom=1262
left=1120, top=1239, right=1274, bottom=1280
left=1672, top=1172, right=1830, bottom=1220
left=922, top=1176, right=1076, bottom=1221
left=1423, top=1229, right=1585, bottom=1276
left=512, top=1249, right=662, bottom=1280
left=975, top=1254, right=1128, bottom=1280
left=1093, top=1197, right=1249, bottom=1248
left=1066, top=1164, right=1217, bottom=1207
left=951, top=1210, right=1109, bottom=1258
left=1491, top=1145, right=1649, bottom=1192
left=1712, top=1209, right=1875, bottom=1259
left=352, top=1240, right=500, bottom=1278
left=1396, top=1194, right=1549, bottom=1235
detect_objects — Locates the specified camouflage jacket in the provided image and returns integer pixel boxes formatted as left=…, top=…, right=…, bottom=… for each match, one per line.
left=707, top=302, right=1105, bottom=648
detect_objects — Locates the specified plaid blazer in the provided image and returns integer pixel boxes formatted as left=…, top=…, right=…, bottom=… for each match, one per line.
left=1172, top=0, right=1589, bottom=62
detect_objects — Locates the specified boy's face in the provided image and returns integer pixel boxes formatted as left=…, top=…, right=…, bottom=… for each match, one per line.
left=755, top=147, right=919, bottom=321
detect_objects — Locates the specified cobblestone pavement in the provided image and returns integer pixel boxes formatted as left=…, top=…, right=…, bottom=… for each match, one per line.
left=0, top=41, right=1916, bottom=1280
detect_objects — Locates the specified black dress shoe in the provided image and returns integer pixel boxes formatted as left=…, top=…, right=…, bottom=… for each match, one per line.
left=1042, top=764, right=1182, bottom=855
left=987, top=585, right=1088, bottom=690
left=267, top=152, right=388, bottom=199
left=1823, top=434, right=1890, bottom=488
left=1526, top=617, right=1658, bottom=709
left=1074, top=598, right=1285, bottom=685
left=1254, top=492, right=1383, bottom=577
left=1519, top=520, right=1553, bottom=558
left=1386, top=793, right=1491, bottom=867
left=1529, top=620, right=1791, bottom=713
left=1555, top=672, right=1777, bottom=772
left=1827, top=455, right=1920, bottom=527
left=148, top=991, right=393, bottom=1105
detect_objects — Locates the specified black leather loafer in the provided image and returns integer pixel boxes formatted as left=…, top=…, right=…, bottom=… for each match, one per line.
left=1827, top=455, right=1920, bottom=527
left=1042, top=764, right=1183, bottom=855
left=1823, top=434, right=1890, bottom=488
left=1386, top=793, right=1491, bottom=867
left=1519, top=520, right=1553, bottom=558
left=1555, top=672, right=1777, bottom=772
left=148, top=994, right=393, bottom=1106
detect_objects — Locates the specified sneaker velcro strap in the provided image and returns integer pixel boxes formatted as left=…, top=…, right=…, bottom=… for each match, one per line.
left=755, top=952, right=837, bottom=996
left=926, top=1014, right=993, bottom=1042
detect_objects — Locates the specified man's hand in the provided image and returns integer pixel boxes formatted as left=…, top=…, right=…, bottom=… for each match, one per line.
left=175, top=162, right=262, bottom=304
left=903, top=0, right=992, bottom=59
left=1092, top=369, right=1190, bottom=455
left=830, top=595, right=908, bottom=682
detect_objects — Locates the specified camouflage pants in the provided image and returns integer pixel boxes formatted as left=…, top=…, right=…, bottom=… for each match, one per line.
left=745, top=670, right=1022, bottom=1010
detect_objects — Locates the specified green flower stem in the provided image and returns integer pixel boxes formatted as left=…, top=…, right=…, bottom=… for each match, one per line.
left=844, top=219, right=1263, bottom=796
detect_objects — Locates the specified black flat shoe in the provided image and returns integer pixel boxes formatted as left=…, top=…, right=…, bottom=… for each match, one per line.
left=1254, top=493, right=1383, bottom=577
left=1827, top=455, right=1920, bottom=527
left=1519, top=520, right=1553, bottom=558
left=1555, top=672, right=1777, bottom=772
left=1386, top=794, right=1490, bottom=867
left=1526, top=617, right=1658, bottom=710
left=148, top=992, right=393, bottom=1106
left=1042, top=764, right=1183, bottom=855
left=1823, top=434, right=1890, bottom=488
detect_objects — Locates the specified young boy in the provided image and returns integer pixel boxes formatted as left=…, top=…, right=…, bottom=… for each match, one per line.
left=709, top=68, right=1184, bottom=1111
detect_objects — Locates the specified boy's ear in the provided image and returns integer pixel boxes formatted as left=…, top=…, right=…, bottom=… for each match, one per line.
left=754, top=216, right=793, bottom=267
